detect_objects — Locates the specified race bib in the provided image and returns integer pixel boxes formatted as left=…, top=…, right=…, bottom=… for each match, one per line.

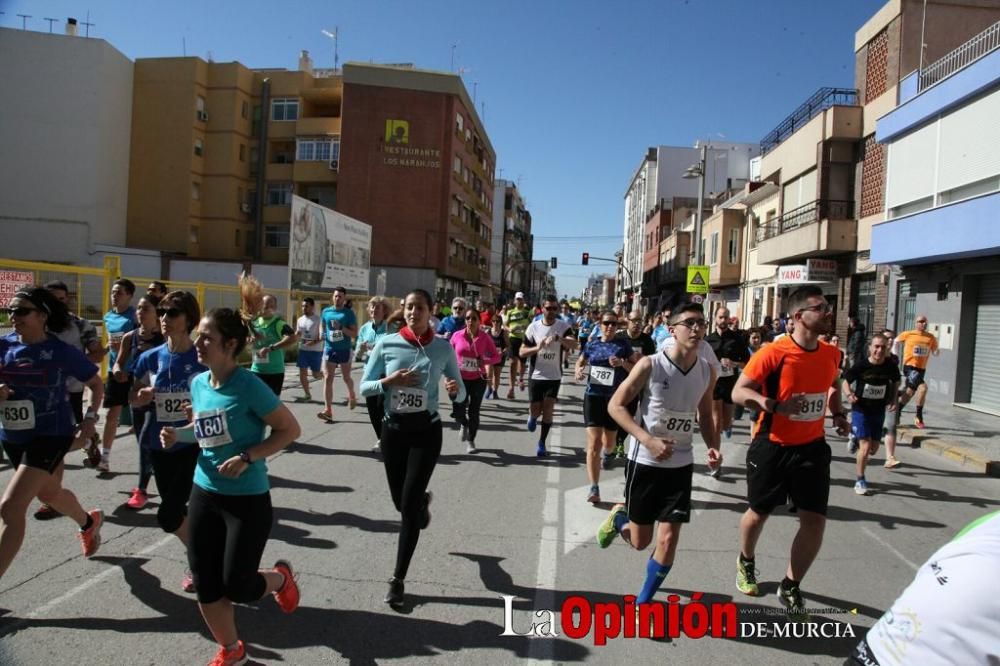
left=589, top=365, right=615, bottom=386
left=719, top=365, right=734, bottom=378
left=0, top=400, right=35, bottom=431
left=156, top=391, right=191, bottom=423
left=109, top=332, right=124, bottom=349
left=391, top=387, right=427, bottom=414
left=912, top=345, right=929, bottom=357
left=789, top=392, right=827, bottom=422
left=328, top=330, right=345, bottom=344
left=461, top=357, right=480, bottom=373
left=539, top=349, right=558, bottom=365
left=861, top=384, right=887, bottom=400
left=650, top=410, right=696, bottom=445
left=300, top=328, right=316, bottom=342
left=194, top=408, right=232, bottom=448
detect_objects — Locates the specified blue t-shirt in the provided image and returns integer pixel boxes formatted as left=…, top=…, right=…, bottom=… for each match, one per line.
left=190, top=367, right=281, bottom=496
left=132, top=344, right=206, bottom=451
left=435, top=315, right=466, bottom=338
left=357, top=320, right=388, bottom=347
left=321, top=306, right=356, bottom=351
left=578, top=318, right=595, bottom=339
left=582, top=337, right=632, bottom=396
left=104, top=307, right=137, bottom=366
left=652, top=324, right=671, bottom=348
left=0, top=333, right=98, bottom=442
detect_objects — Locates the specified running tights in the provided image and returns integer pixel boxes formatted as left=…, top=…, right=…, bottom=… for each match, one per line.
left=366, top=395, right=384, bottom=439
left=457, top=378, right=487, bottom=442
left=150, top=445, right=198, bottom=534
left=132, top=406, right=154, bottom=490
left=381, top=419, right=442, bottom=580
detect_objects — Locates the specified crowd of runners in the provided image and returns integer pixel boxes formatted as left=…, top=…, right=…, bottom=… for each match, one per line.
left=1, top=276, right=972, bottom=664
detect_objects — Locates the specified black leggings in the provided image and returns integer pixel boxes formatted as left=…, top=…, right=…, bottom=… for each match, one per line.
left=132, top=406, right=154, bottom=491
left=455, top=377, right=487, bottom=442
left=366, top=395, right=384, bottom=439
left=150, top=445, right=198, bottom=534
left=381, top=419, right=442, bottom=580
left=187, top=485, right=273, bottom=604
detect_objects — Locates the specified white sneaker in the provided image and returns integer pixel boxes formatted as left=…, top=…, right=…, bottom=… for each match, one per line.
left=466, top=442, right=477, bottom=454
left=97, top=455, right=110, bottom=473
left=854, top=479, right=869, bottom=495
left=372, top=440, right=381, bottom=452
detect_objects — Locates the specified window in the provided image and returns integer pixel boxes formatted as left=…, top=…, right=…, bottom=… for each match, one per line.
left=191, top=181, right=201, bottom=200
left=241, top=100, right=249, bottom=119
left=264, top=225, right=289, bottom=248
left=749, top=215, right=758, bottom=249
left=194, top=138, right=203, bottom=157
left=271, top=98, right=299, bottom=121
left=451, top=196, right=460, bottom=217
left=296, top=138, right=340, bottom=162
left=196, top=96, right=205, bottom=113
left=456, top=113, right=464, bottom=133
left=453, top=156, right=462, bottom=174
left=728, top=228, right=739, bottom=264
left=239, top=144, right=246, bottom=162
left=854, top=274, right=877, bottom=336
left=266, top=183, right=293, bottom=206
left=189, top=226, right=199, bottom=244
left=710, top=232, right=719, bottom=265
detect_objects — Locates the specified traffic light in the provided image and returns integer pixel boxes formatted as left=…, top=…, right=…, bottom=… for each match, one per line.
left=550, top=256, right=558, bottom=269
left=582, top=252, right=589, bottom=265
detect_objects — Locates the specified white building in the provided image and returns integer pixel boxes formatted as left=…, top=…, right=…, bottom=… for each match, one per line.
left=0, top=25, right=133, bottom=265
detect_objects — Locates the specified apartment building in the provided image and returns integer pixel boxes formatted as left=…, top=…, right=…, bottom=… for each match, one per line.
left=491, top=180, right=533, bottom=303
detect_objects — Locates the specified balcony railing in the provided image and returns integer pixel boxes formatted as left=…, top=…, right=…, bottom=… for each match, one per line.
left=760, top=88, right=858, bottom=155
left=757, top=199, right=854, bottom=243
left=919, top=19, right=1000, bottom=92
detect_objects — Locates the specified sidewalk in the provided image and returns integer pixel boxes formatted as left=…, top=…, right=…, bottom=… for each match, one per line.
left=896, top=401, right=1000, bottom=477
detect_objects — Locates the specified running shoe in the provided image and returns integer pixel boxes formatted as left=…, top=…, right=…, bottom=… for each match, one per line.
left=506, top=388, right=515, bottom=400
left=707, top=464, right=723, bottom=479
left=316, top=410, right=334, bottom=423
left=372, top=440, right=381, bottom=452
left=848, top=435, right=859, bottom=455
left=536, top=442, right=547, bottom=457
left=587, top=485, right=600, bottom=504
left=126, top=488, right=148, bottom=510
left=602, top=452, right=614, bottom=470
left=596, top=504, right=626, bottom=548
left=83, top=435, right=102, bottom=468
left=723, top=428, right=732, bottom=440
left=181, top=570, right=196, bottom=593
left=385, top=577, right=405, bottom=607
left=294, top=393, right=312, bottom=403
left=736, top=556, right=760, bottom=596
left=97, top=454, right=110, bottom=473
left=208, top=640, right=247, bottom=666
left=272, top=560, right=300, bottom=613
left=527, top=415, right=537, bottom=432
left=519, top=380, right=526, bottom=391
left=466, top=442, right=477, bottom=454
left=854, top=479, right=870, bottom=495
left=884, top=456, right=901, bottom=469
left=420, top=491, right=433, bottom=529
left=914, top=417, right=925, bottom=429
left=33, top=503, right=61, bottom=521
left=777, top=582, right=809, bottom=621
left=78, top=509, right=104, bottom=558
left=348, top=396, right=357, bottom=410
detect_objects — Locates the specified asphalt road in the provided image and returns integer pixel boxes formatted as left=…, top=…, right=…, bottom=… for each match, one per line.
left=1, top=363, right=997, bottom=665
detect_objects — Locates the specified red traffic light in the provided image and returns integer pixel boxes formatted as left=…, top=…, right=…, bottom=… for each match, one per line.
left=582, top=252, right=589, bottom=265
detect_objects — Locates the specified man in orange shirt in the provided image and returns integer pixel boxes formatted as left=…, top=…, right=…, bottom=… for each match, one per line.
left=894, top=315, right=939, bottom=428
left=731, top=285, right=849, bottom=621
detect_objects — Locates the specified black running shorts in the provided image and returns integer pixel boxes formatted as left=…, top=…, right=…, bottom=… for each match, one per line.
left=583, top=393, right=617, bottom=430
left=745, top=436, right=831, bottom=516
left=529, top=379, right=561, bottom=403
left=2, top=436, right=74, bottom=473
left=624, top=460, right=693, bottom=525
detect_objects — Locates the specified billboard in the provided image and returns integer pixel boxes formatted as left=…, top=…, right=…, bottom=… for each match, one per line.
left=289, top=195, right=371, bottom=293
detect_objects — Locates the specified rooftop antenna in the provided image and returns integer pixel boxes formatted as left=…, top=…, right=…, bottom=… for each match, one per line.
left=481, top=100, right=486, bottom=124
left=43, top=17, right=58, bottom=32
left=472, top=81, right=478, bottom=103
left=16, top=14, right=31, bottom=29
left=182, top=37, right=187, bottom=56
left=321, top=27, right=339, bottom=71
left=450, top=42, right=459, bottom=71
left=81, top=11, right=95, bottom=37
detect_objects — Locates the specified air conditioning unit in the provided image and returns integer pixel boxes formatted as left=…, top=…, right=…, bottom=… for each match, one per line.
left=240, top=203, right=251, bottom=214
left=328, top=159, right=339, bottom=171
left=197, top=110, right=208, bottom=122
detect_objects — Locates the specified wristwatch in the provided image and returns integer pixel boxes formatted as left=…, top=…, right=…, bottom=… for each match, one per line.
left=239, top=451, right=252, bottom=464
left=84, top=409, right=100, bottom=423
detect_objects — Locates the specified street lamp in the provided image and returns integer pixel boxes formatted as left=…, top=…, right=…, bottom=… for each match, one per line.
left=682, top=144, right=708, bottom=266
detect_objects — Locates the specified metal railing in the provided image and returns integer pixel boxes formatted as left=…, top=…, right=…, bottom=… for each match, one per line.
left=756, top=199, right=854, bottom=243
left=760, top=88, right=859, bottom=155
left=919, top=19, right=1000, bottom=92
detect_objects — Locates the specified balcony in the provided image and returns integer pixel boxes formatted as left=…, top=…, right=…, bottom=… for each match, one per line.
left=919, top=20, right=1000, bottom=92
left=293, top=160, right=338, bottom=182
left=760, top=87, right=858, bottom=155
left=756, top=200, right=857, bottom=265
left=296, top=116, right=341, bottom=136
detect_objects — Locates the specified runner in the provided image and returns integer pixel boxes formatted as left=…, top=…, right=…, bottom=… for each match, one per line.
left=704, top=306, right=751, bottom=443
left=100, top=278, right=138, bottom=473
left=294, top=298, right=324, bottom=403
left=130, top=291, right=205, bottom=590
left=485, top=314, right=508, bottom=400
left=577, top=310, right=597, bottom=350
left=503, top=292, right=532, bottom=399
left=730, top=285, right=849, bottom=620
left=0, top=287, right=106, bottom=579
left=146, top=281, right=169, bottom=299
left=451, top=308, right=500, bottom=453
left=734, top=330, right=764, bottom=424
left=33, top=280, right=102, bottom=521
left=595, top=302, right=720, bottom=613
left=318, top=286, right=358, bottom=422
left=894, top=315, right=939, bottom=428
left=880, top=328, right=905, bottom=469
left=560, top=303, right=578, bottom=370
left=116, top=293, right=165, bottom=510
left=360, top=288, right=465, bottom=607
left=520, top=295, right=577, bottom=457
left=436, top=298, right=467, bottom=339
left=358, top=296, right=390, bottom=450
left=576, top=310, right=633, bottom=502
left=249, top=293, right=296, bottom=397
left=842, top=334, right=900, bottom=496
left=161, top=307, right=302, bottom=666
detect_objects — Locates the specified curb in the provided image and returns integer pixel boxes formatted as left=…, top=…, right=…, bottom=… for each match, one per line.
left=898, top=427, right=999, bottom=477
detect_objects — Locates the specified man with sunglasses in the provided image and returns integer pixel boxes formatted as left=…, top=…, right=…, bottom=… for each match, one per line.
left=596, top=302, right=720, bottom=613
left=435, top=298, right=467, bottom=340
left=520, top=296, right=577, bottom=456
left=100, top=278, right=138, bottom=474
left=731, top=285, right=849, bottom=621
left=893, top=315, right=939, bottom=429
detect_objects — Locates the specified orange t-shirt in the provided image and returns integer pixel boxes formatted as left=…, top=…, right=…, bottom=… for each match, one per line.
left=896, top=330, right=938, bottom=369
left=743, top=336, right=841, bottom=446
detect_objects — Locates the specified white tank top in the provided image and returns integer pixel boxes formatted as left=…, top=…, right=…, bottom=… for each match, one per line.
left=628, top=350, right=712, bottom=469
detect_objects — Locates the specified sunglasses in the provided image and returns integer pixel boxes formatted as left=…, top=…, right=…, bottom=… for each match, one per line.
left=798, top=303, right=833, bottom=314
left=674, top=318, right=708, bottom=329
left=544, top=306, right=558, bottom=311
left=7, top=307, right=39, bottom=317
left=157, top=307, right=184, bottom=318
left=601, top=320, right=618, bottom=326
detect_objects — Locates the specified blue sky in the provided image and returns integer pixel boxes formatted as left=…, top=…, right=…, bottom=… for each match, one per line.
left=2, top=0, right=885, bottom=297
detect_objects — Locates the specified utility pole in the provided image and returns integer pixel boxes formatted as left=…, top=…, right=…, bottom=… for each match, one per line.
left=16, top=14, right=31, bottom=29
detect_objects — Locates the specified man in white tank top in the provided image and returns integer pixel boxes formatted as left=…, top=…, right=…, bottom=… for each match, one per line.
left=596, top=302, right=721, bottom=610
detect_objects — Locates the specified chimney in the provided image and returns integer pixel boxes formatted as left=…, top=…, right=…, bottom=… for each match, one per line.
left=298, top=50, right=313, bottom=75
left=65, top=18, right=78, bottom=36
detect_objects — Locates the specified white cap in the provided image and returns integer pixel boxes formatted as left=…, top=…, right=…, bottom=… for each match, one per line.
left=515, top=291, right=525, bottom=299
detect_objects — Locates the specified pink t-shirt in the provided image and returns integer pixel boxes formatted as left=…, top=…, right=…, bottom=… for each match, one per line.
left=451, top=329, right=501, bottom=379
